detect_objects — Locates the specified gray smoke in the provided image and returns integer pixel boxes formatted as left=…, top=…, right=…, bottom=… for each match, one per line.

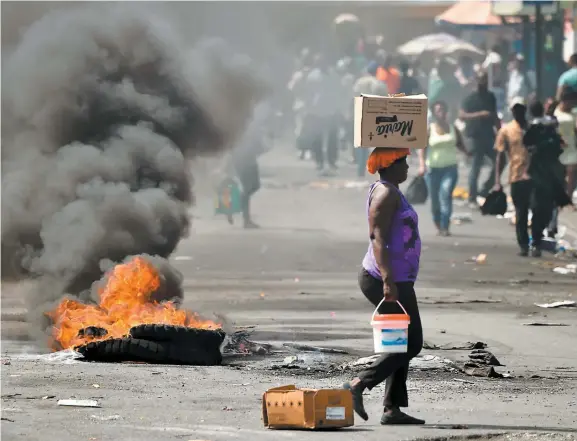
left=1, top=5, right=265, bottom=333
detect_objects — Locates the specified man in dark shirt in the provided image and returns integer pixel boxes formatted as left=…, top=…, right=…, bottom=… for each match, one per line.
left=459, top=72, right=501, bottom=206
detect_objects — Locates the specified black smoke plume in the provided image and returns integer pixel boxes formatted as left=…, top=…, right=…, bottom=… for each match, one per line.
left=1, top=5, right=265, bottom=335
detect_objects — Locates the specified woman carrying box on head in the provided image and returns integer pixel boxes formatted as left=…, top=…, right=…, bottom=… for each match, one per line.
left=343, top=147, right=425, bottom=426
left=418, top=100, right=469, bottom=236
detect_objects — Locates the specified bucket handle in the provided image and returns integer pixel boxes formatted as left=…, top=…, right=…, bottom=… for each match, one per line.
left=371, top=298, right=409, bottom=321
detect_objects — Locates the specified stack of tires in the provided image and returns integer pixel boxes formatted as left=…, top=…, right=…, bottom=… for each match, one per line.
left=77, top=325, right=226, bottom=365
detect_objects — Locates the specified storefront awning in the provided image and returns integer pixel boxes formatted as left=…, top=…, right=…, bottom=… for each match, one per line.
left=436, top=0, right=507, bottom=29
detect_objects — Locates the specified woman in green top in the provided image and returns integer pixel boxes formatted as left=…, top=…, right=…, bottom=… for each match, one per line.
left=418, top=101, right=468, bottom=236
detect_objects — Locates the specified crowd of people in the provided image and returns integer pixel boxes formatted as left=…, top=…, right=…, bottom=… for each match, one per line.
left=279, top=45, right=576, bottom=255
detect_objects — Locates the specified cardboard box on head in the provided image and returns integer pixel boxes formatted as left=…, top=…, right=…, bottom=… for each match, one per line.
left=354, top=93, right=428, bottom=149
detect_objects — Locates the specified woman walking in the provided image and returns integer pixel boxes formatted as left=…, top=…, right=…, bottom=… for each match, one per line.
left=418, top=101, right=468, bottom=236
left=343, top=148, right=425, bottom=425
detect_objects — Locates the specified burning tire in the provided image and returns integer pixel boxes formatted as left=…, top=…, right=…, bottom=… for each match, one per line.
left=77, top=337, right=223, bottom=365
left=129, top=324, right=225, bottom=348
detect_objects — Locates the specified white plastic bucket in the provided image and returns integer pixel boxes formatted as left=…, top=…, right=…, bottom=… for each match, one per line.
left=370, top=299, right=410, bottom=354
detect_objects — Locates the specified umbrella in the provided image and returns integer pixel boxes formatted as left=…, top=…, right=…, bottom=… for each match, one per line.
left=397, top=33, right=484, bottom=58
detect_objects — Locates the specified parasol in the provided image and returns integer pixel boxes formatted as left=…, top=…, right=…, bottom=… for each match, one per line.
left=397, top=33, right=484, bottom=59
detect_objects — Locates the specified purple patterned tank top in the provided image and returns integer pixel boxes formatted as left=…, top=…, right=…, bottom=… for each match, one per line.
left=362, top=180, right=421, bottom=282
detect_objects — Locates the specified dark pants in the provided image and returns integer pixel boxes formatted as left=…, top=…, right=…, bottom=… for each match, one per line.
left=357, top=269, right=423, bottom=408
left=510, top=179, right=554, bottom=249
left=467, top=135, right=497, bottom=202
left=425, top=165, right=458, bottom=230
left=235, top=160, right=260, bottom=223
left=311, top=118, right=339, bottom=169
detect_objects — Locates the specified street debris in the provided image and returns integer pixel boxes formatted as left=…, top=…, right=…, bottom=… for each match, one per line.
left=90, top=414, right=120, bottom=421
left=40, top=349, right=84, bottom=364
left=468, top=349, right=503, bottom=366
left=451, top=212, right=473, bottom=225
left=2, top=358, right=11, bottom=365
left=534, top=300, right=576, bottom=309
left=282, top=343, right=348, bottom=354
left=423, top=341, right=487, bottom=350
left=222, top=328, right=272, bottom=355
left=460, top=362, right=503, bottom=378
left=552, top=264, right=577, bottom=275
left=523, top=322, right=569, bottom=327
left=57, top=399, right=101, bottom=408
left=1, top=417, right=15, bottom=422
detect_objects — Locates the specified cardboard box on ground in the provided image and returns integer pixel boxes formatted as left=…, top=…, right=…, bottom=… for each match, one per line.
left=354, top=94, right=428, bottom=149
left=262, top=385, right=354, bottom=430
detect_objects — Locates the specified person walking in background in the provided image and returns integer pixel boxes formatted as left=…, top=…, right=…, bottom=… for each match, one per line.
left=375, top=50, right=400, bottom=95
left=522, top=99, right=569, bottom=252
left=455, top=55, right=476, bottom=95
left=399, top=59, right=420, bottom=96
left=418, top=101, right=468, bottom=237
left=303, top=54, right=341, bottom=175
left=556, top=53, right=577, bottom=100
left=229, top=104, right=270, bottom=229
left=493, top=98, right=535, bottom=256
left=507, top=55, right=532, bottom=113
left=553, top=89, right=577, bottom=200
left=459, top=72, right=501, bottom=207
left=353, top=63, right=389, bottom=178
left=428, top=59, right=461, bottom=122
left=343, top=148, right=424, bottom=426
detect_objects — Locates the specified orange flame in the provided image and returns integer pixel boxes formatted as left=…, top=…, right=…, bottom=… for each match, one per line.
left=46, top=256, right=220, bottom=350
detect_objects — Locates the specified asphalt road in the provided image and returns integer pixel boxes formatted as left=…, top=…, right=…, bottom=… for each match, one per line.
left=2, top=145, right=577, bottom=441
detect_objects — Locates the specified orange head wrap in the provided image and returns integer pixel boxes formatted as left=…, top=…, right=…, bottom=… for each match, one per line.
left=366, top=148, right=410, bottom=175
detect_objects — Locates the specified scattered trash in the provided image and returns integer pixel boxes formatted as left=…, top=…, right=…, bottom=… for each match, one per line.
left=40, top=349, right=84, bottom=364
left=174, top=256, right=193, bottom=261
left=90, top=414, right=120, bottom=421
left=460, top=362, right=503, bottom=378
left=92, top=384, right=100, bottom=389
left=465, top=254, right=487, bottom=264
left=42, top=395, right=56, bottom=400
left=282, top=343, right=348, bottom=354
left=423, top=341, right=487, bottom=351
left=222, top=406, right=234, bottom=411
left=552, top=264, right=577, bottom=275
left=57, top=399, right=100, bottom=408
left=330, top=311, right=336, bottom=318
left=451, top=213, right=473, bottom=225
left=259, top=292, right=265, bottom=299
left=1, top=359, right=11, bottom=365
left=410, top=355, right=458, bottom=371
left=1, top=417, right=15, bottom=422
left=294, top=278, right=300, bottom=283
left=222, top=328, right=272, bottom=355
left=523, top=322, right=569, bottom=327
left=534, top=300, right=576, bottom=308
left=2, top=394, right=21, bottom=399
left=468, top=349, right=503, bottom=366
